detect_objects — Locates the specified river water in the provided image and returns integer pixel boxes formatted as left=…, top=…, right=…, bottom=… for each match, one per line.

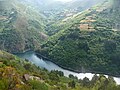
left=16, top=51, right=120, bottom=84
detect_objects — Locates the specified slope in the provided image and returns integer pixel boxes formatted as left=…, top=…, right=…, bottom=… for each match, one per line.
left=44, top=0, right=105, bottom=35
left=1, top=50, right=120, bottom=90
left=0, top=0, right=48, bottom=53
left=39, top=0, right=120, bottom=76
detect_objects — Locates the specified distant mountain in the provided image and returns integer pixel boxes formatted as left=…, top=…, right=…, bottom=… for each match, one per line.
left=35, top=0, right=105, bottom=11
left=65, top=0, right=105, bottom=11
left=45, top=0, right=105, bottom=35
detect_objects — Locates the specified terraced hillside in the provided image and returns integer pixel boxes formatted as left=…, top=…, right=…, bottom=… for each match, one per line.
left=39, top=0, right=120, bottom=76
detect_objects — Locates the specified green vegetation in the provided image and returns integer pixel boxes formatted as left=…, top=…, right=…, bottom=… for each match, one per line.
left=39, top=27, right=120, bottom=75
left=1, top=0, right=120, bottom=89
left=0, top=0, right=48, bottom=53
left=45, top=0, right=105, bottom=36
left=39, top=0, right=120, bottom=76
left=0, top=50, right=120, bottom=90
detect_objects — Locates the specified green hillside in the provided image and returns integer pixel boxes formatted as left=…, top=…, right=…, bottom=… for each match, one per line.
left=1, top=0, right=120, bottom=90
left=0, top=50, right=120, bottom=90
left=39, top=0, right=120, bottom=76
left=0, top=0, right=48, bottom=53
left=44, top=0, right=105, bottom=36
left=0, top=0, right=108, bottom=53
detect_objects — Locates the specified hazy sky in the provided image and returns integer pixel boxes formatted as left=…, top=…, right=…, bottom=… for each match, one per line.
left=55, top=0, right=73, bottom=2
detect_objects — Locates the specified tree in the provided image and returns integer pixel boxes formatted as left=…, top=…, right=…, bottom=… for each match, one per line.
left=91, top=74, right=99, bottom=86
left=49, top=71, right=60, bottom=84
left=68, top=80, right=76, bottom=88
left=104, top=40, right=116, bottom=52
left=82, top=77, right=90, bottom=87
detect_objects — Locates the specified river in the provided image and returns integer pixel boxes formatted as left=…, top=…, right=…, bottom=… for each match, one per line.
left=16, top=51, right=120, bottom=84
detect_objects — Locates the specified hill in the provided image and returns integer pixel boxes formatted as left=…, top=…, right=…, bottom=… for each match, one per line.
left=0, top=0, right=48, bottom=53
left=0, top=50, right=120, bottom=90
left=43, top=0, right=105, bottom=35
left=38, top=0, right=120, bottom=76
left=0, top=0, right=106, bottom=53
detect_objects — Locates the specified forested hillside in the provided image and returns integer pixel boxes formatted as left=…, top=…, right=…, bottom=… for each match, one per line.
left=0, top=0, right=48, bottom=53
left=0, top=0, right=104, bottom=53
left=1, top=0, right=120, bottom=90
left=0, top=50, right=120, bottom=90
left=0, top=0, right=106, bottom=53
left=39, top=0, right=120, bottom=76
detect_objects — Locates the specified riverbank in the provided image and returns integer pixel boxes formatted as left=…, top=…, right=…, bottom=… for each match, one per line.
left=36, top=53, right=83, bottom=72
left=36, top=52, right=120, bottom=77
left=15, top=51, right=120, bottom=85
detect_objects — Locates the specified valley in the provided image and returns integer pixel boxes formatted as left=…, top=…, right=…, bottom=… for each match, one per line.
left=0, top=0, right=120, bottom=90
left=38, top=0, right=120, bottom=76
left=16, top=50, right=120, bottom=85
left=0, top=50, right=120, bottom=90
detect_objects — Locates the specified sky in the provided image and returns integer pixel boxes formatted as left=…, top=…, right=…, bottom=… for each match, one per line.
left=55, top=0, right=73, bottom=2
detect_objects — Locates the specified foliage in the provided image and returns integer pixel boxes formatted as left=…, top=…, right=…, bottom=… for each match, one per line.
left=0, top=50, right=120, bottom=90
left=39, top=0, right=120, bottom=76
left=0, top=0, right=48, bottom=53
